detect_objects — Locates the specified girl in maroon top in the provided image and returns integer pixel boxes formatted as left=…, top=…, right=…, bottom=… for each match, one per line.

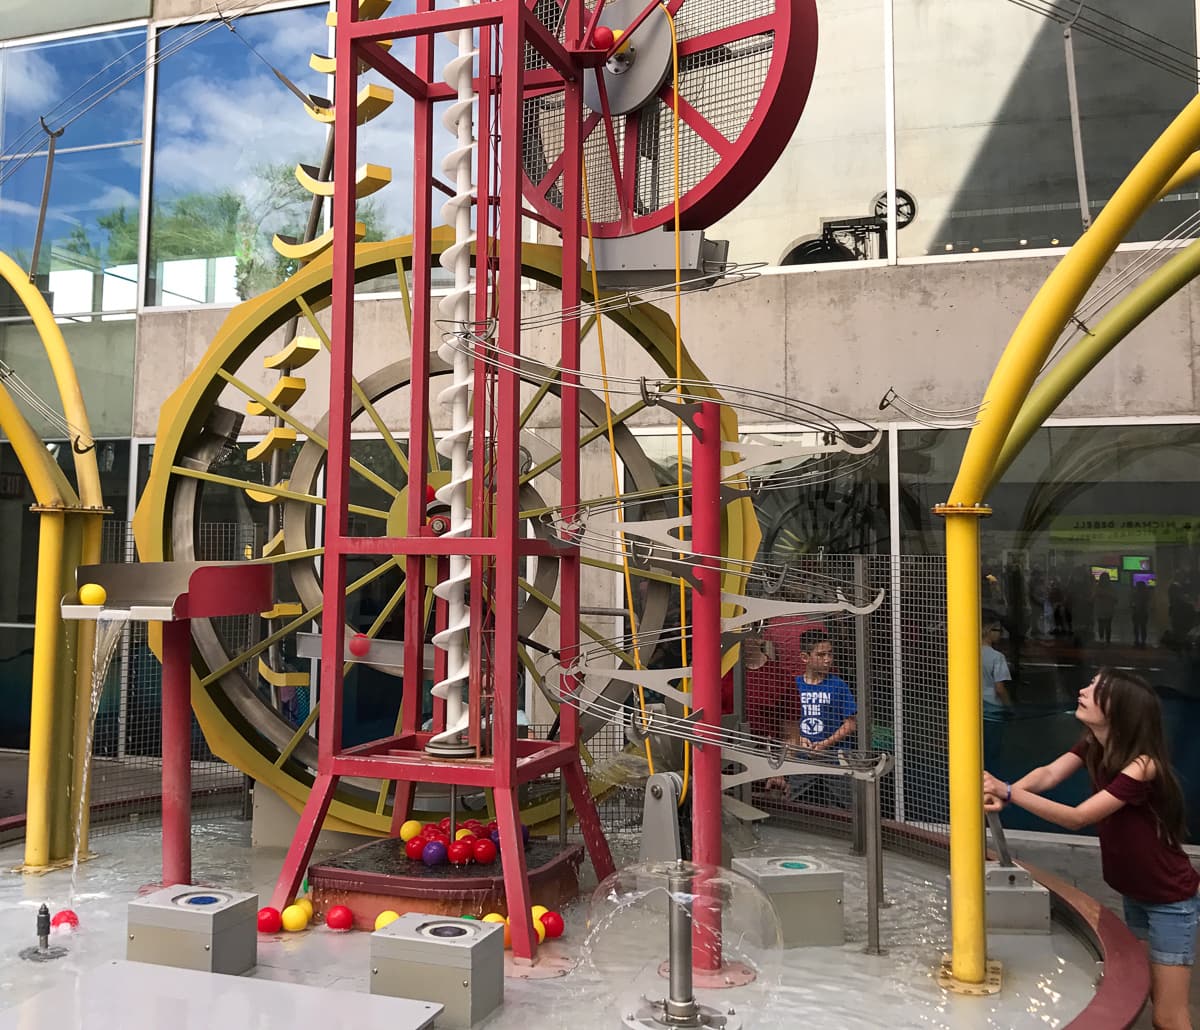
left=984, top=668, right=1198, bottom=1030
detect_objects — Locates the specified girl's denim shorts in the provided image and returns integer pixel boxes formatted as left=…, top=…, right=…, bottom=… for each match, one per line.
left=1123, top=894, right=1200, bottom=966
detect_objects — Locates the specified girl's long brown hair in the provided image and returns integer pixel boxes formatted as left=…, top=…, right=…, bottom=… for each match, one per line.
left=1078, top=668, right=1188, bottom=847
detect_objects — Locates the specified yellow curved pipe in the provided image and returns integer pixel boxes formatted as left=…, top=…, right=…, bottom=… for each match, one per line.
left=991, top=237, right=1200, bottom=491
left=1155, top=150, right=1200, bottom=202
left=942, top=93, right=1200, bottom=986
left=0, top=252, right=102, bottom=510
left=0, top=383, right=77, bottom=509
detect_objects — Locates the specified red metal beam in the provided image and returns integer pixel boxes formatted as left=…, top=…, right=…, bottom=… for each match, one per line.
left=336, top=535, right=502, bottom=555
left=354, top=38, right=428, bottom=100
left=519, top=2, right=577, bottom=81
left=348, top=5, right=503, bottom=42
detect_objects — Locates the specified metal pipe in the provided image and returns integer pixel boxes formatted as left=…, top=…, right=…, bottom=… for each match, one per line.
left=864, top=774, right=883, bottom=955
left=937, top=507, right=988, bottom=981
left=1063, top=27, right=1091, bottom=230
left=161, top=618, right=194, bottom=886
left=449, top=783, right=458, bottom=841
left=666, top=864, right=699, bottom=1023
left=24, top=510, right=66, bottom=868
left=690, top=401, right=724, bottom=974
left=558, top=773, right=568, bottom=845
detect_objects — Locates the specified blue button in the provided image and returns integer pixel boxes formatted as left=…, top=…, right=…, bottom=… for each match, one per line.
left=779, top=861, right=810, bottom=870
left=185, top=895, right=220, bottom=905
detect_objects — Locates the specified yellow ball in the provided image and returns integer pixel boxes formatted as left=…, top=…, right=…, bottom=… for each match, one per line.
left=399, top=820, right=424, bottom=842
left=281, top=904, right=309, bottom=932
left=530, top=905, right=549, bottom=921
left=296, top=898, right=314, bottom=920
left=455, top=828, right=475, bottom=841
left=533, top=918, right=547, bottom=943
left=482, top=912, right=506, bottom=925
left=79, top=583, right=107, bottom=606
left=375, top=910, right=401, bottom=931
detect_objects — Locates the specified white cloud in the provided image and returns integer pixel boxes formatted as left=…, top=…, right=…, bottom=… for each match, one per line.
left=0, top=196, right=41, bottom=218
left=3, top=48, right=62, bottom=120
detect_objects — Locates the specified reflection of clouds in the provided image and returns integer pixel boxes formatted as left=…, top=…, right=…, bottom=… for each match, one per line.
left=0, top=196, right=40, bottom=218
left=71, top=184, right=140, bottom=213
left=3, top=47, right=62, bottom=119
left=154, top=69, right=323, bottom=196
left=239, top=4, right=329, bottom=71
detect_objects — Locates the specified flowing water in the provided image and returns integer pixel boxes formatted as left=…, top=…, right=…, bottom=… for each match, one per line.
left=68, top=611, right=131, bottom=903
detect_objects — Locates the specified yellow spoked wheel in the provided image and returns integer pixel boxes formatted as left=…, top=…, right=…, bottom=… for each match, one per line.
left=133, top=233, right=759, bottom=834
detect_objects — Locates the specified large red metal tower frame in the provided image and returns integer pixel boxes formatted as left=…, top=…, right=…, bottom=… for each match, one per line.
left=269, top=0, right=617, bottom=962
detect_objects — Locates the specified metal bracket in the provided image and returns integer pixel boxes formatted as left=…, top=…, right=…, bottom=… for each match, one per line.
left=721, top=749, right=892, bottom=792
left=720, top=432, right=881, bottom=478
left=638, top=378, right=705, bottom=436
left=720, top=588, right=884, bottom=633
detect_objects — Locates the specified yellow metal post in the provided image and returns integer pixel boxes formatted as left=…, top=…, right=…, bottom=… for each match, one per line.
left=935, top=504, right=991, bottom=986
left=25, top=509, right=66, bottom=868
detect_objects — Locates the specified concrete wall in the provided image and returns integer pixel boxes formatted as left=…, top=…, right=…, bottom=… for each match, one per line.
left=134, top=249, right=1200, bottom=438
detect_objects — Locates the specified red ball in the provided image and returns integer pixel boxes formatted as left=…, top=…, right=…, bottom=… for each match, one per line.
left=348, top=633, right=371, bottom=657
left=326, top=905, right=354, bottom=931
left=438, top=817, right=452, bottom=831
left=406, top=837, right=426, bottom=861
left=539, top=911, right=565, bottom=939
left=591, top=24, right=614, bottom=49
left=471, top=838, right=497, bottom=865
left=464, top=819, right=483, bottom=831
left=51, top=909, right=79, bottom=931
left=486, top=821, right=498, bottom=833
left=258, top=907, right=283, bottom=933
left=447, top=840, right=474, bottom=866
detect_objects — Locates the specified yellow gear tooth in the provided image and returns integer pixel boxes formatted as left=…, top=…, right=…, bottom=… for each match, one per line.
left=261, top=602, right=304, bottom=620
left=245, top=376, right=306, bottom=417
left=264, top=334, right=321, bottom=371
left=262, top=530, right=287, bottom=558
left=273, top=222, right=366, bottom=264
left=247, top=427, right=298, bottom=463
left=294, top=163, right=391, bottom=200
left=304, top=82, right=393, bottom=125
left=245, top=478, right=290, bottom=505
left=258, top=659, right=310, bottom=689
left=358, top=0, right=391, bottom=17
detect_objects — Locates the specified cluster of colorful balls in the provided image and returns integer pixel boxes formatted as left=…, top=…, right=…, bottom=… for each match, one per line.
left=398, top=817, right=527, bottom=868
left=258, top=897, right=318, bottom=933
left=478, top=906, right=565, bottom=949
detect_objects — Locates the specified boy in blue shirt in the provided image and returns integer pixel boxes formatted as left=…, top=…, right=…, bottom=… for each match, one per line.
left=767, top=630, right=857, bottom=808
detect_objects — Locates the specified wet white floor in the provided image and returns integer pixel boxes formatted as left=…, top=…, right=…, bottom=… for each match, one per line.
left=0, top=820, right=1099, bottom=1029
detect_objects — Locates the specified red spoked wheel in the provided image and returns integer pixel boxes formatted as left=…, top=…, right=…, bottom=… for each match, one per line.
left=522, top=0, right=818, bottom=237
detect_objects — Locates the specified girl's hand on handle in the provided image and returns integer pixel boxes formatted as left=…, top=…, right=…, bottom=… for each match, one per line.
left=982, top=770, right=1009, bottom=810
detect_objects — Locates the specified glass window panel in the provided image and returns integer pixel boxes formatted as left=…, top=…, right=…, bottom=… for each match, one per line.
left=0, top=626, right=36, bottom=751
left=147, top=4, right=330, bottom=307
left=1076, top=3, right=1199, bottom=245
left=894, top=0, right=1086, bottom=257
left=0, top=319, right=135, bottom=438
left=712, top=0, right=888, bottom=267
left=1, top=28, right=146, bottom=149
left=899, top=425, right=1200, bottom=839
left=0, top=146, right=142, bottom=311
left=0, top=2, right=148, bottom=44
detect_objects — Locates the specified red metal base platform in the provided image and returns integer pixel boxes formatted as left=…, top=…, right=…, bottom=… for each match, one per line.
left=308, top=838, right=584, bottom=930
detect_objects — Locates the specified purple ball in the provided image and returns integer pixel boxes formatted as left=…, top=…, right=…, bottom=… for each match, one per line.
left=521, top=822, right=531, bottom=845
left=489, top=829, right=501, bottom=849
left=422, top=839, right=448, bottom=867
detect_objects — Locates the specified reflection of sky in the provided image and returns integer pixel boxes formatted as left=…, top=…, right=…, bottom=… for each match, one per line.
left=0, top=27, right=145, bottom=270
left=152, top=5, right=328, bottom=206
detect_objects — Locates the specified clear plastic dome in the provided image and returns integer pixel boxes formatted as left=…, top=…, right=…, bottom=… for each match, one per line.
left=583, top=860, right=783, bottom=1027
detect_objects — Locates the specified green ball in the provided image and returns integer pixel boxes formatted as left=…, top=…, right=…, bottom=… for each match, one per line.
left=461, top=914, right=479, bottom=920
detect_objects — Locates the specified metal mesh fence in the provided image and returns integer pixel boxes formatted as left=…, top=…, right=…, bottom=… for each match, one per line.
left=742, top=555, right=950, bottom=858
left=86, top=520, right=248, bottom=835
